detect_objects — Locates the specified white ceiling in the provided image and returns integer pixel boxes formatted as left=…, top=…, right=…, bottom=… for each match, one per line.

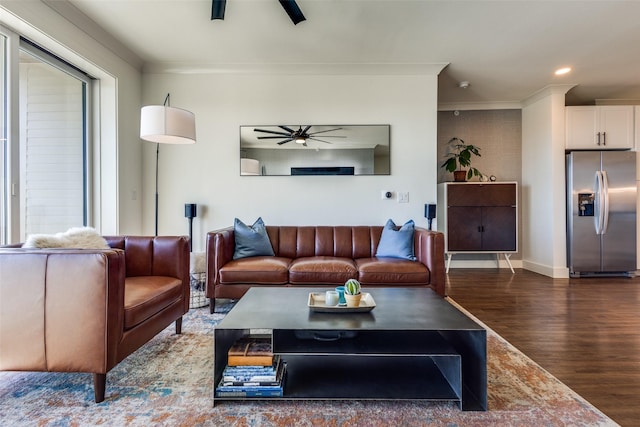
left=59, top=0, right=640, bottom=107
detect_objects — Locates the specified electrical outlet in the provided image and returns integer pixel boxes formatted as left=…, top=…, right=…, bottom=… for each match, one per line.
left=398, top=192, right=409, bottom=203
left=381, top=190, right=393, bottom=200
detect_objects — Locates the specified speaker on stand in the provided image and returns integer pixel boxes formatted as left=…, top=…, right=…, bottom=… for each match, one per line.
left=185, top=203, right=197, bottom=252
left=424, top=203, right=436, bottom=231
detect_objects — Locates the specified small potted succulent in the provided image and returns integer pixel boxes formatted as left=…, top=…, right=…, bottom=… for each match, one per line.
left=440, top=137, right=482, bottom=182
left=344, top=279, right=362, bottom=307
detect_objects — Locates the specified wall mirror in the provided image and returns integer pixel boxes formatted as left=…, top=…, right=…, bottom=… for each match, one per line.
left=240, top=125, right=390, bottom=176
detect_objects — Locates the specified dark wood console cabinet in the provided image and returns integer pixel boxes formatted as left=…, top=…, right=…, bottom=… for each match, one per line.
left=437, top=182, right=518, bottom=272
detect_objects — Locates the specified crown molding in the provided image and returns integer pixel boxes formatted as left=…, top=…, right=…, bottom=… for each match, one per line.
left=42, top=0, right=143, bottom=70
left=143, top=62, right=449, bottom=76
left=438, top=101, right=523, bottom=111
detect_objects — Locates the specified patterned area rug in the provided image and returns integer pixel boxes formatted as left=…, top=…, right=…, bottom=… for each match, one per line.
left=0, top=298, right=618, bottom=426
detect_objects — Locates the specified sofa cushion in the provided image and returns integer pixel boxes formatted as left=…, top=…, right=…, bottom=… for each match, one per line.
left=220, top=257, right=291, bottom=285
left=124, top=276, right=183, bottom=329
left=233, top=217, right=275, bottom=260
left=356, top=257, right=429, bottom=285
left=289, top=257, right=358, bottom=285
left=375, top=219, right=416, bottom=261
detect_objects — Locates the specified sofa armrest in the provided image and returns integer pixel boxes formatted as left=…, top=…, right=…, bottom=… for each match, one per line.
left=206, top=227, right=235, bottom=298
left=414, top=228, right=446, bottom=297
left=0, top=248, right=126, bottom=373
left=150, top=236, right=191, bottom=314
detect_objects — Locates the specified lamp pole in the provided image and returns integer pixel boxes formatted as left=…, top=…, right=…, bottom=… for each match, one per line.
left=155, top=142, right=159, bottom=236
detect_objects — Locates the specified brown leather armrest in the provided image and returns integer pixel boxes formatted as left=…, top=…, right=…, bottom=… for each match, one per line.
left=414, top=228, right=446, bottom=297
left=0, top=249, right=126, bottom=373
left=206, top=227, right=234, bottom=298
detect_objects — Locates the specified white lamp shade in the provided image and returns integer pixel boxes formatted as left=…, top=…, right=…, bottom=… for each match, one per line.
left=140, top=105, right=196, bottom=144
left=241, top=158, right=260, bottom=175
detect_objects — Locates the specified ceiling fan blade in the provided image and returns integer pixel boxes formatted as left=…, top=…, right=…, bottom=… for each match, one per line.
left=277, top=138, right=294, bottom=145
left=279, top=0, right=306, bottom=25
left=211, top=0, right=226, bottom=20
left=257, top=136, right=293, bottom=139
left=308, top=138, right=333, bottom=144
left=307, top=135, right=346, bottom=138
left=278, top=125, right=296, bottom=133
left=254, top=128, right=292, bottom=136
left=308, top=127, right=343, bottom=135
left=302, top=125, right=312, bottom=134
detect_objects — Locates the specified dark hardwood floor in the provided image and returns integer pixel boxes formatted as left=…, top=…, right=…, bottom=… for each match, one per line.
left=446, top=269, right=640, bottom=427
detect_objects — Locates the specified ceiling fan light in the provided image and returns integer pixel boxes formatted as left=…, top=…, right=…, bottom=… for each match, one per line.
left=295, top=136, right=306, bottom=144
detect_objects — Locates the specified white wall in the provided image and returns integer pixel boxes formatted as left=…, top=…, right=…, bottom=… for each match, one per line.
left=1, top=2, right=142, bottom=236
left=142, top=72, right=440, bottom=252
left=521, top=86, right=573, bottom=277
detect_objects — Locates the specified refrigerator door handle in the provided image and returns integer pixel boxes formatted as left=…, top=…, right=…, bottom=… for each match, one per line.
left=595, top=171, right=605, bottom=235
left=602, top=170, right=610, bottom=234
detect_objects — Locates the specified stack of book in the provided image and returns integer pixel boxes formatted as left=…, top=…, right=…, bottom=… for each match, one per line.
left=215, top=336, right=286, bottom=398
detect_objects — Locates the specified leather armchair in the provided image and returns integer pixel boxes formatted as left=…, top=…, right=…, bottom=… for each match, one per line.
left=0, top=236, right=189, bottom=402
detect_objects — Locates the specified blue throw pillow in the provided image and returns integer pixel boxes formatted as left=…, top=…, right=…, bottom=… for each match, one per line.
left=233, top=217, right=275, bottom=260
left=375, top=219, right=416, bottom=261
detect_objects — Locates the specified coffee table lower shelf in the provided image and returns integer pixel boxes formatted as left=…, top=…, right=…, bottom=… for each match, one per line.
left=282, top=354, right=461, bottom=401
left=215, top=354, right=461, bottom=405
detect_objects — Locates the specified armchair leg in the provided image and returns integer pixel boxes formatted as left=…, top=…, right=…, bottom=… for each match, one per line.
left=175, top=317, right=183, bottom=334
left=93, top=373, right=106, bottom=403
left=209, top=298, right=216, bottom=314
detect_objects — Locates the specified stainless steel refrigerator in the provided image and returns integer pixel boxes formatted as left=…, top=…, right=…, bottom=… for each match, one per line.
left=566, top=151, right=637, bottom=277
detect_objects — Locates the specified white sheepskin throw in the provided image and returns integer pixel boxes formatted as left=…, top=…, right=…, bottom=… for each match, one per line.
left=23, top=227, right=110, bottom=249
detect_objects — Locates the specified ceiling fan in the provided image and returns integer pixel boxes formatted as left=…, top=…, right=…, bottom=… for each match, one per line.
left=254, top=126, right=345, bottom=146
left=211, top=0, right=306, bottom=25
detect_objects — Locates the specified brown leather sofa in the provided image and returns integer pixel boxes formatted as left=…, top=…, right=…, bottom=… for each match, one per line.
left=206, top=226, right=445, bottom=313
left=0, top=236, right=189, bottom=402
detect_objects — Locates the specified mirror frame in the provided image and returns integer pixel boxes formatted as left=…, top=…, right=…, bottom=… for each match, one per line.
left=240, top=124, right=390, bottom=176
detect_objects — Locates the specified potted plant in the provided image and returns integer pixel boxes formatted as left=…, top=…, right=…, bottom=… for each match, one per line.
left=344, top=279, right=362, bottom=307
left=440, top=137, right=482, bottom=182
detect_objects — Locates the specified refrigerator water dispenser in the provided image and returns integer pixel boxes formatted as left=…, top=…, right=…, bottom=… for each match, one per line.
left=578, top=193, right=595, bottom=216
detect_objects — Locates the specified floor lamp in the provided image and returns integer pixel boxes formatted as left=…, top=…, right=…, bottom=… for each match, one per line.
left=140, top=94, right=196, bottom=235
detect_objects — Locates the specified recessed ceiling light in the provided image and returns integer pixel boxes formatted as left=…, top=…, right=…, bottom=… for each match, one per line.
left=555, top=67, right=571, bottom=75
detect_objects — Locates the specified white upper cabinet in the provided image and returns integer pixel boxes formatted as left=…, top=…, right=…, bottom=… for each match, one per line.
left=566, top=105, right=634, bottom=150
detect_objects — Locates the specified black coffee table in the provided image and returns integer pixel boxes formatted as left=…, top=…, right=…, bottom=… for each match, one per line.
left=213, top=287, right=486, bottom=410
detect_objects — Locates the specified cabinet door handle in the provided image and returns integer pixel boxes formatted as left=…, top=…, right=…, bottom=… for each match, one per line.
left=597, top=132, right=601, bottom=145
left=603, top=131, right=606, bottom=145
left=478, top=226, right=484, bottom=233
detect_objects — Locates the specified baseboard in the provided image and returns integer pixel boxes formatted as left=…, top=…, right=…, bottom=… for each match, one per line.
left=447, top=259, right=572, bottom=278
left=447, top=259, right=523, bottom=269
left=521, top=260, right=570, bottom=278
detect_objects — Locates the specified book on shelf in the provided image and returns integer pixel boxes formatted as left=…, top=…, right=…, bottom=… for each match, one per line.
left=222, top=355, right=281, bottom=381
left=215, top=388, right=283, bottom=398
left=222, top=357, right=285, bottom=386
left=216, top=360, right=287, bottom=398
left=227, top=335, right=274, bottom=366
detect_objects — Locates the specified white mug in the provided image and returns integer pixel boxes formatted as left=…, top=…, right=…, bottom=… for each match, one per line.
left=325, top=291, right=339, bottom=306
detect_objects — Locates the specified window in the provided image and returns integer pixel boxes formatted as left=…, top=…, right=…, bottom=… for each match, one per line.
left=0, top=31, right=92, bottom=243
left=0, top=33, right=6, bottom=243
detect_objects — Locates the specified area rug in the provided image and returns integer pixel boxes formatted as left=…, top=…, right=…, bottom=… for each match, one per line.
left=0, top=299, right=618, bottom=426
